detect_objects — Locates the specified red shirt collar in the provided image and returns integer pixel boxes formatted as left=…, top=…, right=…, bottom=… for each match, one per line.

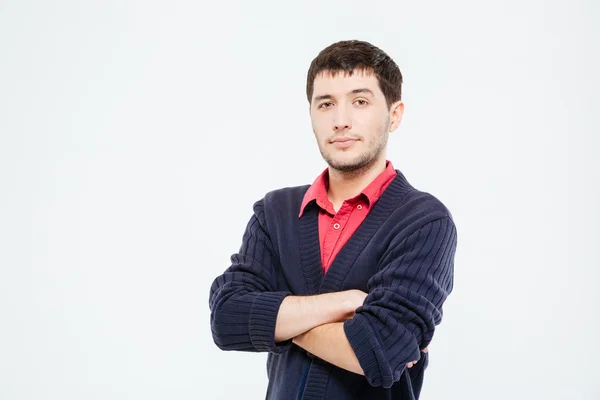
left=298, top=160, right=397, bottom=218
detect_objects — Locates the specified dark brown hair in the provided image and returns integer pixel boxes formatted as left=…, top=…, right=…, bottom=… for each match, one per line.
left=306, top=40, right=403, bottom=108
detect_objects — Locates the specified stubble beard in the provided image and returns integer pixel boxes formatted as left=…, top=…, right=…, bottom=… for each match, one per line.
left=319, top=116, right=390, bottom=176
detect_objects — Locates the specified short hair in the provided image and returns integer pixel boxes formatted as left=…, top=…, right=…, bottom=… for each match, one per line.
left=306, top=40, right=403, bottom=108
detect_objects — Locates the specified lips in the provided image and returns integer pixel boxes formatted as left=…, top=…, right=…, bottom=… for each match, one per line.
left=331, top=137, right=359, bottom=149
left=331, top=137, right=358, bottom=143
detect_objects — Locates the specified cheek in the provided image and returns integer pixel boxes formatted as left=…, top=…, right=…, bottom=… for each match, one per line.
left=362, top=113, right=388, bottom=135
left=355, top=110, right=377, bottom=126
left=311, top=117, right=329, bottom=139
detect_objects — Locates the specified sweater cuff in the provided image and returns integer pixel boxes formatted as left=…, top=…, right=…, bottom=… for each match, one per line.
left=249, top=291, right=292, bottom=354
left=344, top=315, right=394, bottom=388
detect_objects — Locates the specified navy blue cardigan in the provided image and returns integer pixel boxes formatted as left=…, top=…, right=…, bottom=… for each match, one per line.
left=209, top=170, right=457, bottom=399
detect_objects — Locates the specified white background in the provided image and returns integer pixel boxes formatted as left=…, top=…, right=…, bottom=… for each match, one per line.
left=1, top=1, right=599, bottom=399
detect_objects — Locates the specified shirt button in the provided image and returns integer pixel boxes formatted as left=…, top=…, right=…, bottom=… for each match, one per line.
left=333, top=223, right=340, bottom=230
left=357, top=204, right=363, bottom=210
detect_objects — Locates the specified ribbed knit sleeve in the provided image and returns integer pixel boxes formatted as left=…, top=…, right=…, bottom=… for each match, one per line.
left=209, top=200, right=292, bottom=354
left=343, top=217, right=457, bottom=388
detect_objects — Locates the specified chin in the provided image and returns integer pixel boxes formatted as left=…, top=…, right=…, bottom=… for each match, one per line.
left=326, top=154, right=372, bottom=172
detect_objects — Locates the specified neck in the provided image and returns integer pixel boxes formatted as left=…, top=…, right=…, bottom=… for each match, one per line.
left=327, top=157, right=387, bottom=207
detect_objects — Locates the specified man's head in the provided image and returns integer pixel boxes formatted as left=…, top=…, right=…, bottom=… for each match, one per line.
left=306, top=40, right=404, bottom=173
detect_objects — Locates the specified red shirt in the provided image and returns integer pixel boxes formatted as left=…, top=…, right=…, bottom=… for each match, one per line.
left=298, top=161, right=397, bottom=273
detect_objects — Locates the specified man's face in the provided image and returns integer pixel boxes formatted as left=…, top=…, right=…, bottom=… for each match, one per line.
left=309, top=69, right=399, bottom=173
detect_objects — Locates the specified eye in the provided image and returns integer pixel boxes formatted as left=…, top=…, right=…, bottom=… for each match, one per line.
left=354, top=99, right=369, bottom=106
left=318, top=102, right=334, bottom=109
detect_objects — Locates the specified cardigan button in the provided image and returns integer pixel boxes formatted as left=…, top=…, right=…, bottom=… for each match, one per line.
left=333, top=223, right=340, bottom=230
left=357, top=204, right=363, bottom=210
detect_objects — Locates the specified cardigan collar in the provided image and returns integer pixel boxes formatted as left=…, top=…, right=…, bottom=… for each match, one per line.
left=298, top=169, right=414, bottom=294
left=298, top=160, right=397, bottom=218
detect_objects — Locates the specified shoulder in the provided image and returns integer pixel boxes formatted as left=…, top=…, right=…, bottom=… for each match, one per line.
left=387, top=169, right=455, bottom=227
left=259, top=184, right=310, bottom=211
left=385, top=175, right=456, bottom=242
left=251, top=184, right=310, bottom=221
left=401, top=188, right=455, bottom=223
left=381, top=188, right=458, bottom=262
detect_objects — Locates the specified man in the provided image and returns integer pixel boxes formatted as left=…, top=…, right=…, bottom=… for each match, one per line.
left=209, top=40, right=457, bottom=400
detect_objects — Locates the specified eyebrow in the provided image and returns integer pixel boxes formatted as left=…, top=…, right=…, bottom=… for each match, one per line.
left=313, top=88, right=375, bottom=103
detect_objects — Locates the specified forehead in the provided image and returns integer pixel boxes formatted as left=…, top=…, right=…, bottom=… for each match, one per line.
left=312, top=69, right=382, bottom=98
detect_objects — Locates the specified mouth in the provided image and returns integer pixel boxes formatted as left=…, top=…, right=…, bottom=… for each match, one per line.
left=331, top=138, right=359, bottom=149
left=330, top=136, right=359, bottom=143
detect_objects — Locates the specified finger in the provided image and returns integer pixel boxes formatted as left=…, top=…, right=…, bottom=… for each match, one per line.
left=407, top=362, right=413, bottom=368
left=422, top=347, right=428, bottom=353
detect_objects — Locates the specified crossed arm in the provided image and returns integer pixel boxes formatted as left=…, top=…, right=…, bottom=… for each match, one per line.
left=275, top=290, right=424, bottom=376
left=275, top=290, right=368, bottom=374
left=209, top=201, right=456, bottom=387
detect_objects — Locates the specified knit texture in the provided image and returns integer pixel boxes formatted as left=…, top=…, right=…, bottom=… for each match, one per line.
left=209, top=170, right=458, bottom=400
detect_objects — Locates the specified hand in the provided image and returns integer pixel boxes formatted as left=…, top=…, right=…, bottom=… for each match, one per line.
left=407, top=347, right=428, bottom=368
left=341, top=289, right=368, bottom=320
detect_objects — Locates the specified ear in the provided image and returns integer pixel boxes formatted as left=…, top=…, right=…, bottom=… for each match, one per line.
left=388, top=100, right=404, bottom=132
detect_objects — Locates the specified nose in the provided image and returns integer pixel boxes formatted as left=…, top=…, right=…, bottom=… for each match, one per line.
left=333, top=105, right=352, bottom=132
